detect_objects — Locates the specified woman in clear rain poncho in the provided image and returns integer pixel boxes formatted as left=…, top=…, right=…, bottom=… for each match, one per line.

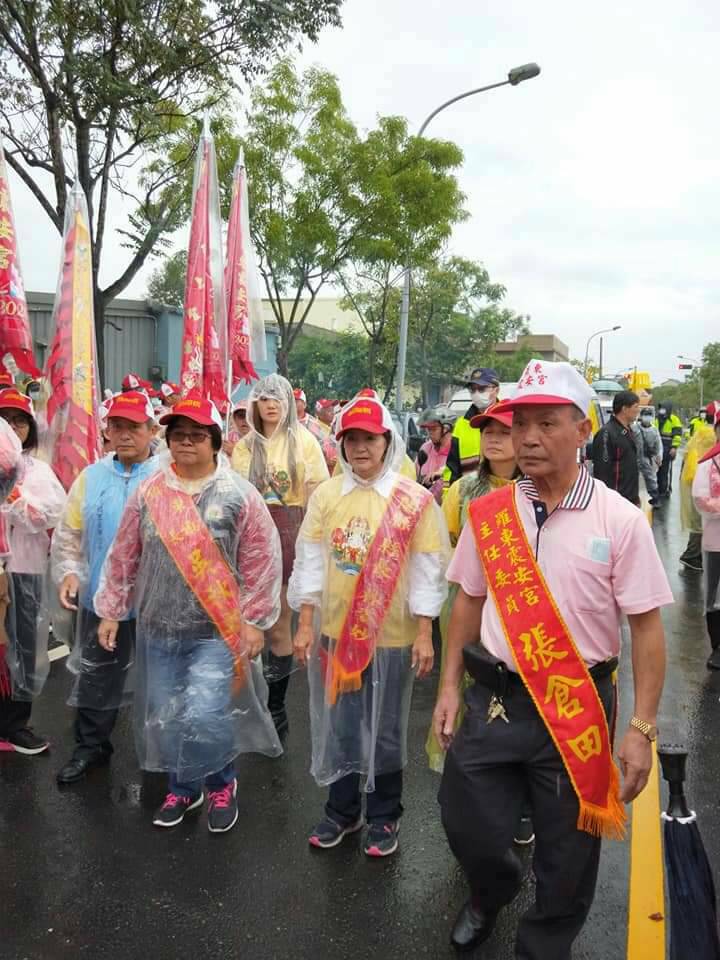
left=289, top=395, right=449, bottom=857
left=231, top=373, right=329, bottom=737
left=0, top=389, right=65, bottom=755
left=94, top=394, right=283, bottom=833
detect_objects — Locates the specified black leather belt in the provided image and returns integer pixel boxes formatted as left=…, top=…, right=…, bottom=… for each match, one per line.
left=463, top=643, right=618, bottom=697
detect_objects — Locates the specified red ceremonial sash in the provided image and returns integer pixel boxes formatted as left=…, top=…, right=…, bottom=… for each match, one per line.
left=469, top=483, right=626, bottom=840
left=143, top=473, right=247, bottom=688
left=325, top=476, right=432, bottom=705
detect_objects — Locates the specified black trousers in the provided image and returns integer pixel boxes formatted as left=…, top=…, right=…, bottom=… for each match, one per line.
left=657, top=443, right=674, bottom=496
left=439, top=673, right=616, bottom=960
left=0, top=696, right=32, bottom=736
left=706, top=552, right=720, bottom=650
left=681, top=532, right=703, bottom=565
left=326, top=769, right=404, bottom=827
left=72, top=609, right=135, bottom=759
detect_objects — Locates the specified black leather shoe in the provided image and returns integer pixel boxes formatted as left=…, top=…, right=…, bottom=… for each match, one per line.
left=56, top=753, right=111, bottom=785
left=450, top=901, right=498, bottom=952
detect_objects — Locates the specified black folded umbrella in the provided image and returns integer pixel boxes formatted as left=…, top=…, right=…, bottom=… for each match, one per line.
left=658, top=746, right=720, bottom=960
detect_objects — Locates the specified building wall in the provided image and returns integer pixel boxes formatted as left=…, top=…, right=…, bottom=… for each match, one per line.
left=26, top=292, right=278, bottom=395
left=494, top=333, right=570, bottom=363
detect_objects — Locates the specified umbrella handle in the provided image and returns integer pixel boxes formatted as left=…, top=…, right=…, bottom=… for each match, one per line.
left=657, top=745, right=692, bottom=819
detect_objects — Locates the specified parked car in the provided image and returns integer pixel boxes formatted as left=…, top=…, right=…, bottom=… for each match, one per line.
left=391, top=411, right=423, bottom=459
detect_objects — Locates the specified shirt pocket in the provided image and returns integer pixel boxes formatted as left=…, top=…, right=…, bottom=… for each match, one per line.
left=566, top=553, right=613, bottom=614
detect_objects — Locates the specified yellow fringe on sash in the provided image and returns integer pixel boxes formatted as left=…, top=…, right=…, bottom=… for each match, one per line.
left=577, top=760, right=627, bottom=840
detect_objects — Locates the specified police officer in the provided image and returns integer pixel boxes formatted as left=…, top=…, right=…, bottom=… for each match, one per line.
left=444, top=369, right=500, bottom=485
left=655, top=401, right=683, bottom=497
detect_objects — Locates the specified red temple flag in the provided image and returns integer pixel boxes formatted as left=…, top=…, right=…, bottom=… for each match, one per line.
left=0, top=142, right=41, bottom=378
left=179, top=118, right=228, bottom=409
left=44, top=182, right=102, bottom=491
left=224, top=148, right=265, bottom=386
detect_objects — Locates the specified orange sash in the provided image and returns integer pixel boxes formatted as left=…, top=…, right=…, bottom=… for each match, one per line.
left=469, top=483, right=626, bottom=840
left=143, top=472, right=247, bottom=687
left=325, top=476, right=432, bottom=705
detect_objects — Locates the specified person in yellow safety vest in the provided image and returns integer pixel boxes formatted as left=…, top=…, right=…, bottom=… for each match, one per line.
left=689, top=410, right=705, bottom=437
left=443, top=368, right=500, bottom=486
left=654, top=400, right=683, bottom=498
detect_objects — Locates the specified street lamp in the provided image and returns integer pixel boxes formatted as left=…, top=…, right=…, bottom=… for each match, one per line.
left=678, top=354, right=704, bottom=407
left=583, top=326, right=621, bottom=380
left=394, top=63, right=541, bottom=417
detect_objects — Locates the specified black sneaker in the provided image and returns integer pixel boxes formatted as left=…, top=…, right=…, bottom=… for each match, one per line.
left=309, top=816, right=363, bottom=849
left=680, top=557, right=703, bottom=572
left=207, top=779, right=239, bottom=834
left=152, top=791, right=204, bottom=828
left=5, top=728, right=49, bottom=756
left=364, top=821, right=400, bottom=858
left=513, top=817, right=535, bottom=845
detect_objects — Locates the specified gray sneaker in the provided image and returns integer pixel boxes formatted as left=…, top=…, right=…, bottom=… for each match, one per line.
left=207, top=779, right=239, bottom=834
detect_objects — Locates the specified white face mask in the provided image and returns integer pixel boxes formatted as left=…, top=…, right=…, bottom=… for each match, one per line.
left=470, top=389, right=491, bottom=410
left=640, top=416, right=652, bottom=426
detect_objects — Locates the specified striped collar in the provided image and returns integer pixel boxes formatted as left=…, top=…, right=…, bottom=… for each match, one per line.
left=517, top=465, right=594, bottom=511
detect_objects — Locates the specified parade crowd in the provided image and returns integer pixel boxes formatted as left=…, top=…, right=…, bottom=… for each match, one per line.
left=1, top=359, right=718, bottom=958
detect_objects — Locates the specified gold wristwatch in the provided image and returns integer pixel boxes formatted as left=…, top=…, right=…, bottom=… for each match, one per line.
left=630, top=716, right=658, bottom=741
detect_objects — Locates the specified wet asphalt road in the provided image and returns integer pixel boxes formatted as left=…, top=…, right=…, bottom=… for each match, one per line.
left=2, top=461, right=718, bottom=960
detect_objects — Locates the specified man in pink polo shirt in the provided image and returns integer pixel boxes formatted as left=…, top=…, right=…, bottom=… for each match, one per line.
left=433, top=359, right=672, bottom=958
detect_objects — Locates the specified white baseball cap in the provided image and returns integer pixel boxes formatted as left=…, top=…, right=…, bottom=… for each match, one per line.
left=503, top=359, right=594, bottom=416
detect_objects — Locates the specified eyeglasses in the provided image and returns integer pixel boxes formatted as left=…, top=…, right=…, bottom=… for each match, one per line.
left=168, top=430, right=212, bottom=444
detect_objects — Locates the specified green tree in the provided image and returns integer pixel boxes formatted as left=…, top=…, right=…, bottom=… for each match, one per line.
left=405, top=256, right=527, bottom=406
left=570, top=358, right=601, bottom=385
left=145, top=249, right=187, bottom=308
left=287, top=330, right=372, bottom=404
left=242, top=61, right=466, bottom=376
left=487, top=346, right=535, bottom=383
left=0, top=1, right=342, bottom=381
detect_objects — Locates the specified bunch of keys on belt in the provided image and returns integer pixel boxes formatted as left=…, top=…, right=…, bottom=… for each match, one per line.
left=487, top=693, right=509, bottom=724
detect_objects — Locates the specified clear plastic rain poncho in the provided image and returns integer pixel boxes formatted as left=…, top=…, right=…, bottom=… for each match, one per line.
left=692, top=450, right=720, bottom=613
left=681, top=421, right=716, bottom=534
left=93, top=453, right=284, bottom=781
left=231, top=373, right=329, bottom=683
left=50, top=452, right=159, bottom=709
left=2, top=451, right=66, bottom=699
left=288, top=399, right=449, bottom=791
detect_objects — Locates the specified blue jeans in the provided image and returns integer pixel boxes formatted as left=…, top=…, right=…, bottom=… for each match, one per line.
left=143, top=634, right=237, bottom=789
left=170, top=762, right=236, bottom=800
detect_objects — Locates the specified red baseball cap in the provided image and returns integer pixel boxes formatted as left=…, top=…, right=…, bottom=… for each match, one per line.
left=0, top=388, right=34, bottom=418
left=160, top=381, right=180, bottom=399
left=355, top=388, right=379, bottom=400
left=336, top=398, right=392, bottom=439
left=470, top=399, right=514, bottom=430
left=106, top=390, right=156, bottom=423
left=122, top=372, right=158, bottom=397
left=293, top=388, right=307, bottom=403
left=159, top=393, right=223, bottom=429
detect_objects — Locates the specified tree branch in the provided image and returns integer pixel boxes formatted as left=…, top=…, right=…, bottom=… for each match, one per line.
left=2, top=150, right=62, bottom=231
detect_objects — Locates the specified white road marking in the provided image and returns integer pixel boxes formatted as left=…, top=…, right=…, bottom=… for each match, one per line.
left=48, top=644, right=70, bottom=662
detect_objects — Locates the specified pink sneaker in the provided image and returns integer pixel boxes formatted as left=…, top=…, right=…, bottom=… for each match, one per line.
left=152, top=791, right=204, bottom=828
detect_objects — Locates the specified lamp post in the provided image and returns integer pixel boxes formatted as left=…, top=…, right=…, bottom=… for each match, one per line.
left=583, top=325, right=621, bottom=380
left=394, top=62, right=541, bottom=418
left=678, top=354, right=704, bottom=407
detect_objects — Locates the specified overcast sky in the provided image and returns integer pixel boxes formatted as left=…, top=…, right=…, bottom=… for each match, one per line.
left=8, top=0, right=718, bottom=384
